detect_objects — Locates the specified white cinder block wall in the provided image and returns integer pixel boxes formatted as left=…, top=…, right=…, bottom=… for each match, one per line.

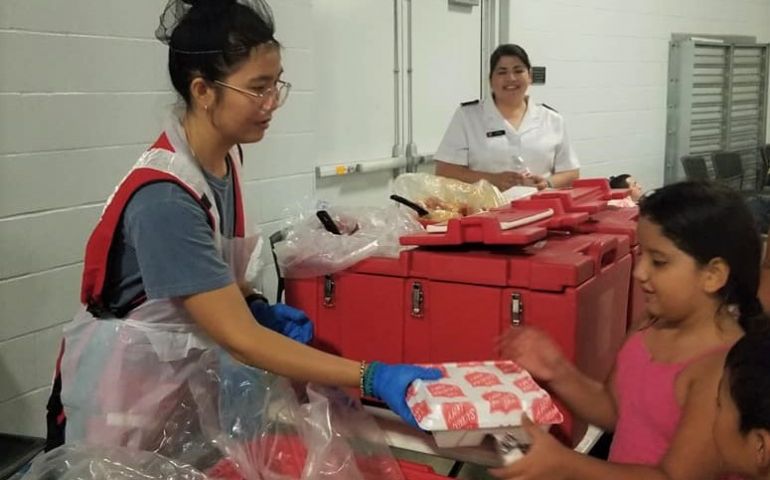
left=0, top=0, right=314, bottom=437
left=313, top=0, right=481, bottom=206
left=1, top=0, right=770, bottom=437
left=509, top=0, right=770, bottom=190
left=0, top=0, right=174, bottom=436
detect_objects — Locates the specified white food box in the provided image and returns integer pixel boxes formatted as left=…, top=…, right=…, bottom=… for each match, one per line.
left=407, top=361, right=563, bottom=449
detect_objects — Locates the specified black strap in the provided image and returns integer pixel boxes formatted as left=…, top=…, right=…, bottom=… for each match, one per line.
left=45, top=371, right=66, bottom=451
left=87, top=290, right=147, bottom=320
left=200, top=193, right=212, bottom=210
left=269, top=230, right=286, bottom=302
left=316, top=210, right=342, bottom=234
left=113, top=291, right=147, bottom=318
left=540, top=103, right=558, bottom=113
left=389, top=194, right=429, bottom=216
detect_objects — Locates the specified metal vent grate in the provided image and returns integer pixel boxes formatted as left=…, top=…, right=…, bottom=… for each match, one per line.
left=532, top=66, right=546, bottom=85
left=665, top=36, right=769, bottom=190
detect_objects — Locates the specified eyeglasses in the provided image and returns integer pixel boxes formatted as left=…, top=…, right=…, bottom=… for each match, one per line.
left=214, top=79, right=291, bottom=108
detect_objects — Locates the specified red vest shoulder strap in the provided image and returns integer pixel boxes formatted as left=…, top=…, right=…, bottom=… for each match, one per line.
left=151, top=132, right=175, bottom=153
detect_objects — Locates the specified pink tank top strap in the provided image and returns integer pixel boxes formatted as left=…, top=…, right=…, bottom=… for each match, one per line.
left=609, top=330, right=734, bottom=465
left=633, top=327, right=734, bottom=367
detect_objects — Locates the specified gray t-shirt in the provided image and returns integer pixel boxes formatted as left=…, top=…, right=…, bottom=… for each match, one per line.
left=102, top=163, right=236, bottom=315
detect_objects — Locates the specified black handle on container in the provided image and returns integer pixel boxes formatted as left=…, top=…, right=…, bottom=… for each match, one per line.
left=389, top=194, right=429, bottom=217
left=316, top=210, right=342, bottom=235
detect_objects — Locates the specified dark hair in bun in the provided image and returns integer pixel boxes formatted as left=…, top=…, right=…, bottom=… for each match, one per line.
left=156, top=0, right=279, bottom=105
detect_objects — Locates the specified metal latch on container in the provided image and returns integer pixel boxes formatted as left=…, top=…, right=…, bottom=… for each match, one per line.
left=511, top=293, right=523, bottom=326
left=411, top=282, right=424, bottom=317
left=323, top=275, right=335, bottom=307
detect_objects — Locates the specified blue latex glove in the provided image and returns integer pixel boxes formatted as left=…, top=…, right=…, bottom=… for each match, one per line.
left=249, top=300, right=314, bottom=344
left=371, top=363, right=443, bottom=428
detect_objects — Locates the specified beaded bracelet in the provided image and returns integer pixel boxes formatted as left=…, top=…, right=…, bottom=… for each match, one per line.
left=362, top=361, right=381, bottom=397
left=359, top=361, right=368, bottom=394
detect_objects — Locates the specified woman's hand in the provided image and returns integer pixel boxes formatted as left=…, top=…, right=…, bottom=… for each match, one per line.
left=249, top=301, right=314, bottom=344
left=370, top=363, right=443, bottom=427
left=498, top=327, right=569, bottom=383
left=525, top=174, right=549, bottom=190
left=489, top=171, right=528, bottom=191
left=488, top=416, right=573, bottom=480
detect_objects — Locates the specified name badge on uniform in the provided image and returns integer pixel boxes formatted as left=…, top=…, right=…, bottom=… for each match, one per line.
left=486, top=130, right=505, bottom=138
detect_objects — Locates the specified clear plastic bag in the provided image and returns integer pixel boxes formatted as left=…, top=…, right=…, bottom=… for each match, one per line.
left=57, top=294, right=409, bottom=479
left=273, top=205, right=422, bottom=279
left=392, top=173, right=506, bottom=222
left=193, top=349, right=406, bottom=479
left=21, top=444, right=208, bottom=479
left=44, top=346, right=404, bottom=480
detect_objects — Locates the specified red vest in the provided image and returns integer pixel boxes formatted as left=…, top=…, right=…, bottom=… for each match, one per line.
left=80, top=131, right=245, bottom=315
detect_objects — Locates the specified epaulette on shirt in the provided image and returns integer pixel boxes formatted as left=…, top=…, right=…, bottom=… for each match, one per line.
left=461, top=99, right=480, bottom=107
left=540, top=103, right=558, bottom=113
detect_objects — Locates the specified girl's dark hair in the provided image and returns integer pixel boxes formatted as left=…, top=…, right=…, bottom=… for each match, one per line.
left=609, top=174, right=631, bottom=189
left=639, top=181, right=764, bottom=333
left=489, top=44, right=531, bottom=79
left=164, top=0, right=280, bottom=105
left=725, top=329, right=770, bottom=432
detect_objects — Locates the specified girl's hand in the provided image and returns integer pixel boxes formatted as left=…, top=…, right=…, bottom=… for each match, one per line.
left=498, top=327, right=569, bottom=383
left=488, top=416, right=572, bottom=480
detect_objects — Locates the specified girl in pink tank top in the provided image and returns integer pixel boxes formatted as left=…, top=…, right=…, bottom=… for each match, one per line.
left=492, top=182, right=767, bottom=480
left=609, top=330, right=732, bottom=464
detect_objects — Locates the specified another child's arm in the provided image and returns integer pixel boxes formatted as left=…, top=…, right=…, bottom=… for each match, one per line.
left=489, top=351, right=727, bottom=480
left=758, top=232, right=770, bottom=311
left=499, top=327, right=618, bottom=431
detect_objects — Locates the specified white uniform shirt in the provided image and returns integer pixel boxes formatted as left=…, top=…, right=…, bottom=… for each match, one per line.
left=435, top=97, right=579, bottom=178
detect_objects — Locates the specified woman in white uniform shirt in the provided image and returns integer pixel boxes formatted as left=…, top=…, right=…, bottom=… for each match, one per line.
left=435, top=44, right=580, bottom=191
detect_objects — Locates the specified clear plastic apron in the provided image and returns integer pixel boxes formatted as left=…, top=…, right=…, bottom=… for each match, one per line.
left=60, top=218, right=262, bottom=451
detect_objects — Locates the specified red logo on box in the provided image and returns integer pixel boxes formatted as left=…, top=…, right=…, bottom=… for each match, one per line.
left=531, top=397, right=562, bottom=424
left=427, top=383, right=465, bottom=398
left=411, top=400, right=431, bottom=423
left=514, top=376, right=540, bottom=393
left=456, top=361, right=486, bottom=368
left=406, top=384, right=418, bottom=401
left=465, top=371, right=502, bottom=387
left=494, top=361, right=523, bottom=374
left=482, top=391, right=522, bottom=414
left=442, top=402, right=479, bottom=430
